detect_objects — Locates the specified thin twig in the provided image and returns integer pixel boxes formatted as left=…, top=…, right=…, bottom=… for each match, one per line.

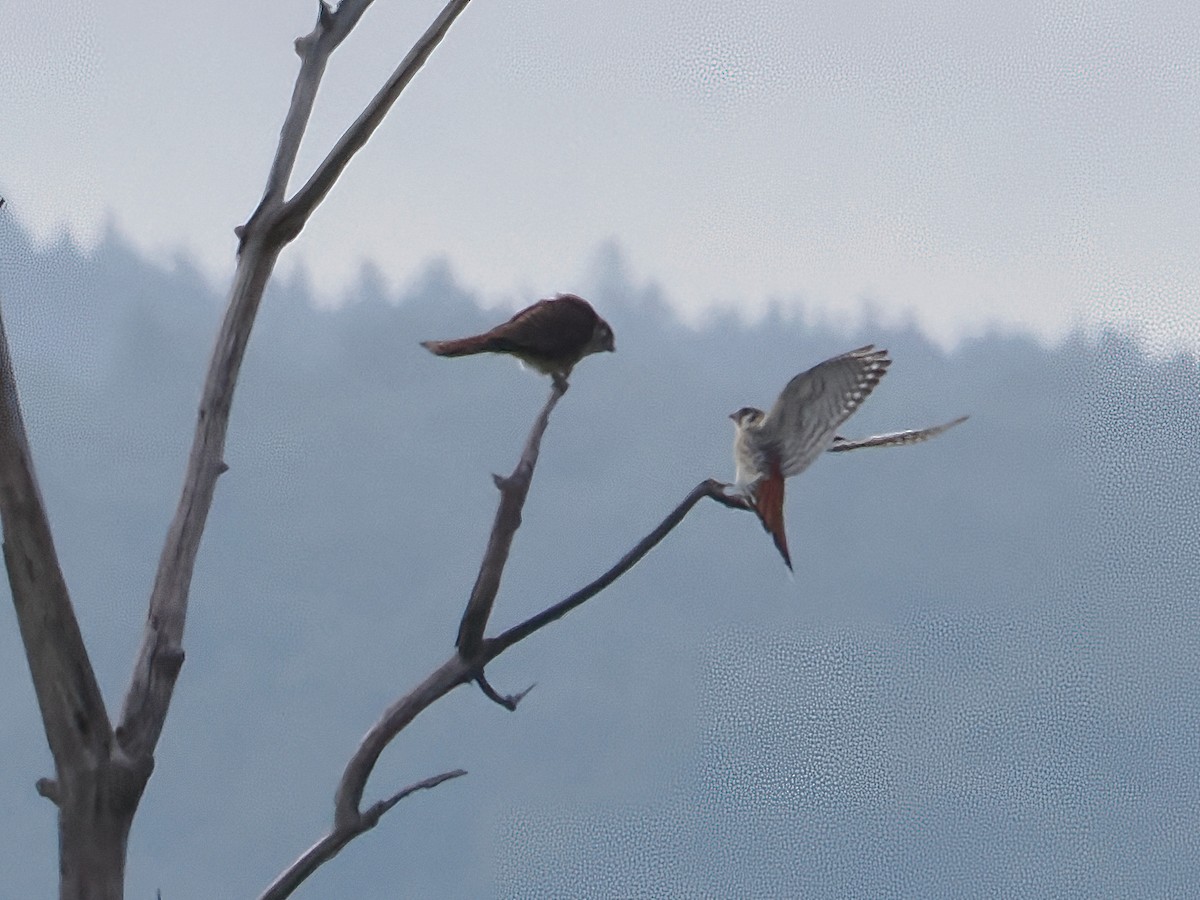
left=258, top=0, right=380, bottom=211
left=485, top=481, right=749, bottom=657
left=475, top=672, right=535, bottom=711
left=333, top=655, right=477, bottom=829
left=456, top=382, right=565, bottom=655
left=259, top=769, right=466, bottom=900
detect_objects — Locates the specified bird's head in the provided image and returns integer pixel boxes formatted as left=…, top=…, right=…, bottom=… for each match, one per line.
left=589, top=316, right=616, bottom=354
left=729, top=407, right=765, bottom=430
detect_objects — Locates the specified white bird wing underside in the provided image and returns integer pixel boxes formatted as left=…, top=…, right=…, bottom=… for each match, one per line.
left=758, top=345, right=891, bottom=478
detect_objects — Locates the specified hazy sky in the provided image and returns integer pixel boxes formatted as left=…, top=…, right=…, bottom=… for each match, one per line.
left=4, top=0, right=1199, bottom=349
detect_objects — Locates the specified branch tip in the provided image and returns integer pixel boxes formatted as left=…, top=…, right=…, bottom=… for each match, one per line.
left=474, top=671, right=532, bottom=711
left=35, top=777, right=60, bottom=805
left=365, top=768, right=468, bottom=824
left=152, top=644, right=186, bottom=678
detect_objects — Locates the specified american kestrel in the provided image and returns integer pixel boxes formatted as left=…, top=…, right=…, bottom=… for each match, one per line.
left=420, top=294, right=615, bottom=388
left=730, top=345, right=891, bottom=570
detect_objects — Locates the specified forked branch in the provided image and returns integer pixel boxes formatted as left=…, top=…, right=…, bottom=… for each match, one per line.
left=485, top=480, right=749, bottom=656
left=276, top=0, right=475, bottom=241
left=118, top=0, right=475, bottom=765
left=285, top=390, right=753, bottom=897
left=312, top=380, right=972, bottom=888
left=259, top=769, right=466, bottom=900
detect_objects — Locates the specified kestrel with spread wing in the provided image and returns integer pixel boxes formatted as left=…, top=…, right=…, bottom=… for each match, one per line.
left=420, top=293, right=614, bottom=388
left=730, top=345, right=892, bottom=570
left=730, top=345, right=968, bottom=571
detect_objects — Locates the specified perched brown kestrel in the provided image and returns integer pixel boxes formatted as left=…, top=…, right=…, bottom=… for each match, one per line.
left=730, top=345, right=966, bottom=571
left=420, top=294, right=614, bottom=388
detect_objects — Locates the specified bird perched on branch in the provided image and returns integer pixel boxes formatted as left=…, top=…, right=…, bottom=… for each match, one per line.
left=420, top=294, right=614, bottom=389
left=729, top=345, right=965, bottom=571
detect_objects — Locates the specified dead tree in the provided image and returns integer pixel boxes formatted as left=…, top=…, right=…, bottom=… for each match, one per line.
left=4, top=2, right=965, bottom=895
left=3, top=2, right=476, bottom=896
left=0, top=2, right=754, bottom=897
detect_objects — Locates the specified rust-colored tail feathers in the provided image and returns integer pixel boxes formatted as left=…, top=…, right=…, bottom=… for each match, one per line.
left=752, top=467, right=792, bottom=571
left=420, top=335, right=500, bottom=357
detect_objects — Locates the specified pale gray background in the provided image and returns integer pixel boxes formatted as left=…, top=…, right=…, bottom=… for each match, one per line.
left=2, top=1, right=1198, bottom=897
left=4, top=0, right=1198, bottom=347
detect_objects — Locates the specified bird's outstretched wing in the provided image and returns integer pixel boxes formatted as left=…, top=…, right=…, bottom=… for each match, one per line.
left=760, top=345, right=891, bottom=478
left=827, top=415, right=969, bottom=453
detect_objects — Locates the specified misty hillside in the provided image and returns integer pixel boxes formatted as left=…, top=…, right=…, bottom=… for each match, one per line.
left=1, top=216, right=1198, bottom=898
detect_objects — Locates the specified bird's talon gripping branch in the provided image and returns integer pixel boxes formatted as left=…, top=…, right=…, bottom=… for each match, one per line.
left=721, top=482, right=755, bottom=510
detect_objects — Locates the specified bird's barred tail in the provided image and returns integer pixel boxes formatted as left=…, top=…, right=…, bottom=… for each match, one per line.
left=420, top=335, right=497, bottom=357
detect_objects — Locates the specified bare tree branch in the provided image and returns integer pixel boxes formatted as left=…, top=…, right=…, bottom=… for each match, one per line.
left=117, top=0, right=474, bottom=767
left=276, top=0, right=475, bottom=241
left=0, top=289, right=113, bottom=778
left=269, top=387, right=969, bottom=894
left=258, top=0, right=379, bottom=211
left=486, top=481, right=750, bottom=657
left=475, top=671, right=535, bottom=711
left=259, top=769, right=466, bottom=900
left=334, top=655, right=477, bottom=829
left=116, top=246, right=282, bottom=761
left=6, top=1, right=476, bottom=893
left=271, top=373, right=754, bottom=896
left=456, top=383, right=566, bottom=655
left=0, top=280, right=151, bottom=896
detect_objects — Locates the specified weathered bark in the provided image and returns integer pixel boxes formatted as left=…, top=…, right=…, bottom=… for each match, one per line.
left=57, top=768, right=142, bottom=900
left=117, top=241, right=281, bottom=760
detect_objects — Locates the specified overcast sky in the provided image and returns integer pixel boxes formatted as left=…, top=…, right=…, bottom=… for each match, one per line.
left=3, top=0, right=1199, bottom=349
